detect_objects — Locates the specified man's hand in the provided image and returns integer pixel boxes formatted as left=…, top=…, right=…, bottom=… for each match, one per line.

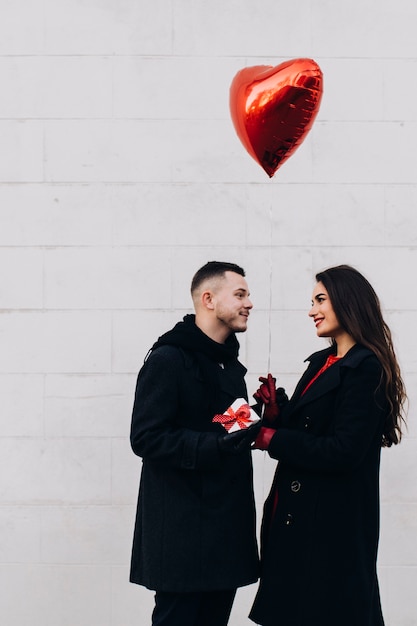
left=218, top=421, right=261, bottom=455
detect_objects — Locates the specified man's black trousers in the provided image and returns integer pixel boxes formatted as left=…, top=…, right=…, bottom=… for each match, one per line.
left=152, top=589, right=237, bottom=626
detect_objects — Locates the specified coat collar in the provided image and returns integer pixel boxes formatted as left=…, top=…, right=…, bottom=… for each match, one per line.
left=287, top=343, right=376, bottom=412
left=305, top=343, right=375, bottom=369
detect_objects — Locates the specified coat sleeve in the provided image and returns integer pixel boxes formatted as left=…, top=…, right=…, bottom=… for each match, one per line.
left=130, top=347, right=222, bottom=471
left=267, top=357, right=385, bottom=472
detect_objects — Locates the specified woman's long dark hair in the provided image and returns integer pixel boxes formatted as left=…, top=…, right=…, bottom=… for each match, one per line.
left=316, top=264, right=407, bottom=447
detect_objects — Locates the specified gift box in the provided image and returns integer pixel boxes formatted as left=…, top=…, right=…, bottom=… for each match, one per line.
left=212, top=398, right=261, bottom=432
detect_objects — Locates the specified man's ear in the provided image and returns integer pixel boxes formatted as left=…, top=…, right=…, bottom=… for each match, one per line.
left=201, top=290, right=215, bottom=310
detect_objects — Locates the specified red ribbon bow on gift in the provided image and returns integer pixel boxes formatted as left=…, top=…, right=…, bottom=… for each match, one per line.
left=212, top=403, right=252, bottom=431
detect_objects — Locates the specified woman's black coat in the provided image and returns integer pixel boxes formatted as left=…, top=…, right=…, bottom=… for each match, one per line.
left=130, top=345, right=259, bottom=592
left=250, top=344, right=386, bottom=626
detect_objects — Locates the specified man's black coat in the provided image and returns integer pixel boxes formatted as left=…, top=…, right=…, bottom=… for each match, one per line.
left=130, top=343, right=259, bottom=592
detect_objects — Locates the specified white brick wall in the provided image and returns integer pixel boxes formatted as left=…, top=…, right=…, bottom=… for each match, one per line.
left=0, top=0, right=416, bottom=624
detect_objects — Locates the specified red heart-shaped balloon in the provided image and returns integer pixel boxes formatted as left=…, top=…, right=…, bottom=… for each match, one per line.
left=229, top=58, right=323, bottom=177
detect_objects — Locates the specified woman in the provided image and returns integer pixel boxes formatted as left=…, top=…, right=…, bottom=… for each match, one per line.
left=249, top=264, right=406, bottom=626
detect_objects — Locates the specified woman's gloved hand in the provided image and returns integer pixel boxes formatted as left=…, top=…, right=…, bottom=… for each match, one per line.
left=253, top=373, right=288, bottom=422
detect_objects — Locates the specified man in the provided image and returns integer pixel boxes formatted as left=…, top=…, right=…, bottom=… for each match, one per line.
left=130, top=261, right=260, bottom=626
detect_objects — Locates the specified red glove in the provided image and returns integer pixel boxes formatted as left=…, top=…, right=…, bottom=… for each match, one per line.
left=253, top=373, right=279, bottom=422
left=253, top=426, right=276, bottom=451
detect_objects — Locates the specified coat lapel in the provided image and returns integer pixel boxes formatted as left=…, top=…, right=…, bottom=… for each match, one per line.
left=284, top=347, right=333, bottom=415
left=292, top=360, right=342, bottom=411
left=219, top=360, right=248, bottom=399
left=285, top=344, right=375, bottom=416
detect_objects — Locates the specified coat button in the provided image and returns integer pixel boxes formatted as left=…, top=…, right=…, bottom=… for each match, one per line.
left=285, top=513, right=293, bottom=526
left=304, top=416, right=311, bottom=429
left=291, top=480, right=301, bottom=493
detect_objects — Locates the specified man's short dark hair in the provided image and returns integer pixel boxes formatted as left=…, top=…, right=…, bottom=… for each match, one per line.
left=191, top=261, right=245, bottom=295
